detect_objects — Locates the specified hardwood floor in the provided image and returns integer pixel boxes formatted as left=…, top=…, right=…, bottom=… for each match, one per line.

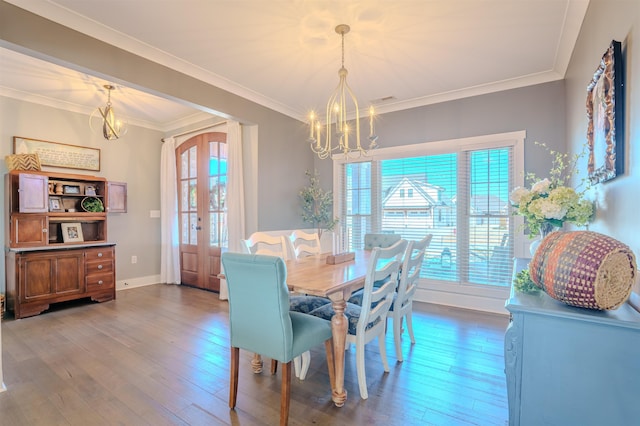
left=0, top=285, right=509, bottom=425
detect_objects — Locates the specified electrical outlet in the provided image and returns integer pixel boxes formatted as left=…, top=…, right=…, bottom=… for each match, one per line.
left=131, top=255, right=137, bottom=264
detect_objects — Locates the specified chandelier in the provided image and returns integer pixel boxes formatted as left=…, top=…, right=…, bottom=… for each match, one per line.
left=90, top=84, right=128, bottom=140
left=308, top=24, right=378, bottom=159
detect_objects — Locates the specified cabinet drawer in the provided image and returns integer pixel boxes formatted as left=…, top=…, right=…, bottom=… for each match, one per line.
left=85, top=247, right=114, bottom=261
left=86, top=259, right=114, bottom=275
left=86, top=273, right=114, bottom=291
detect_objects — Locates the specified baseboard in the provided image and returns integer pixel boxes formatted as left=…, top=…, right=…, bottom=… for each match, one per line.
left=116, top=275, right=161, bottom=291
left=414, top=288, right=509, bottom=315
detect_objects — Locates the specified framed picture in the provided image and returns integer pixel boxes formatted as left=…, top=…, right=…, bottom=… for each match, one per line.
left=49, top=196, right=63, bottom=212
left=63, top=185, right=81, bottom=194
left=13, top=137, right=100, bottom=172
left=61, top=223, right=84, bottom=243
left=85, top=185, right=97, bottom=196
left=586, top=40, right=624, bottom=184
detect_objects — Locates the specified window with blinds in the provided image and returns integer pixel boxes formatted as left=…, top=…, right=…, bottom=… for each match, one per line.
left=334, top=132, right=522, bottom=288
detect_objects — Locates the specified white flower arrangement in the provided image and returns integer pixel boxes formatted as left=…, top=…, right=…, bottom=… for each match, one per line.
left=510, top=142, right=594, bottom=237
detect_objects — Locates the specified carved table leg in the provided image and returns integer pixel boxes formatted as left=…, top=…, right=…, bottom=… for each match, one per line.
left=251, top=353, right=263, bottom=373
left=329, top=293, right=348, bottom=407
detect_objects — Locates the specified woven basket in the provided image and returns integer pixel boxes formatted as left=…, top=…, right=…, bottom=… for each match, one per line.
left=530, top=231, right=637, bottom=310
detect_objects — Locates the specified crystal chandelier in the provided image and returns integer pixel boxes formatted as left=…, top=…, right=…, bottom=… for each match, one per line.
left=90, top=84, right=128, bottom=140
left=308, top=24, right=378, bottom=159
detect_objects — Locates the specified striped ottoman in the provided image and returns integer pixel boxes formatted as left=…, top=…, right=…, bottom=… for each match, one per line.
left=530, top=231, right=636, bottom=310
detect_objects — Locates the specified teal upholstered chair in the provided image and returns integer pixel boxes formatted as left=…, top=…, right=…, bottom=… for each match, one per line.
left=364, top=233, right=402, bottom=250
left=309, top=240, right=407, bottom=399
left=221, top=253, right=336, bottom=426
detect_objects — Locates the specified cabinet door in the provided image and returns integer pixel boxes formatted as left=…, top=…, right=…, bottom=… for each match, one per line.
left=11, top=214, right=48, bottom=246
left=19, top=251, right=84, bottom=302
left=107, top=181, right=127, bottom=213
left=19, top=255, right=54, bottom=301
left=56, top=253, right=84, bottom=294
left=18, top=173, right=48, bottom=212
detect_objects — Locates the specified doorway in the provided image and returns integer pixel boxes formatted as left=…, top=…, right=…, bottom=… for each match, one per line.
left=176, top=132, right=228, bottom=291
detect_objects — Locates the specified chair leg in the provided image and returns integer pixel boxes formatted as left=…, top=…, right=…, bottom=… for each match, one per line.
left=270, top=359, right=278, bottom=375
left=406, top=310, right=416, bottom=344
left=293, top=356, right=301, bottom=378
left=298, top=351, right=311, bottom=380
left=393, top=314, right=404, bottom=362
left=280, top=361, right=292, bottom=426
left=378, top=332, right=390, bottom=373
left=355, top=338, right=368, bottom=399
left=229, top=346, right=239, bottom=409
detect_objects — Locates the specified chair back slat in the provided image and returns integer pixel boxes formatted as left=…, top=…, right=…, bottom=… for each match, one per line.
left=289, top=230, right=321, bottom=259
left=358, top=240, right=407, bottom=334
left=242, top=232, right=289, bottom=260
left=397, top=235, right=431, bottom=310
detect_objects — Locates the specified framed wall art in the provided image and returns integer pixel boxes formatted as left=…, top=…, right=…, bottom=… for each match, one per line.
left=14, top=136, right=101, bottom=172
left=586, top=40, right=624, bottom=184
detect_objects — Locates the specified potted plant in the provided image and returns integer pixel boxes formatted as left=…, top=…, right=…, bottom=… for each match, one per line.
left=299, top=170, right=338, bottom=237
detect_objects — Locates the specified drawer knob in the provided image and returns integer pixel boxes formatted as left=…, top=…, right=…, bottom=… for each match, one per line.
left=98, top=264, right=103, bottom=270
left=97, top=252, right=103, bottom=257
left=98, top=280, right=103, bottom=285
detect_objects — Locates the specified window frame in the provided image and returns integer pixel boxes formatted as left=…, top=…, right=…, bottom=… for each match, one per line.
left=332, top=131, right=526, bottom=307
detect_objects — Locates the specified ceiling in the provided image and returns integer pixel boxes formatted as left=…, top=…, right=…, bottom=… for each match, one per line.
left=0, top=0, right=589, bottom=133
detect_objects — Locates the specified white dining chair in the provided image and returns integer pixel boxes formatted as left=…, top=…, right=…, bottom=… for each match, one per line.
left=242, top=232, right=289, bottom=260
left=309, top=239, right=407, bottom=399
left=388, top=234, right=431, bottom=361
left=288, top=230, right=321, bottom=259
left=287, top=230, right=328, bottom=379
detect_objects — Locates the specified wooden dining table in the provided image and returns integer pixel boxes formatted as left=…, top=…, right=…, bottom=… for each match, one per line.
left=285, top=250, right=371, bottom=407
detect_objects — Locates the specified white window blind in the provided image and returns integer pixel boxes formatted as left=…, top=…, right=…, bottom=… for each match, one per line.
left=334, top=132, right=520, bottom=288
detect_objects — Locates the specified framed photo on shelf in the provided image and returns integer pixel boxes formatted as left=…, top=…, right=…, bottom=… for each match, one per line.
left=49, top=196, right=63, bottom=212
left=63, top=185, right=81, bottom=194
left=61, top=223, right=84, bottom=243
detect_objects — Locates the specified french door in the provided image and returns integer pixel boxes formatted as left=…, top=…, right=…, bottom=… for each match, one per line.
left=176, top=132, right=228, bottom=291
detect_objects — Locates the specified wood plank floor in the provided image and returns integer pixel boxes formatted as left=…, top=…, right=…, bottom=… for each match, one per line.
left=0, top=285, right=509, bottom=425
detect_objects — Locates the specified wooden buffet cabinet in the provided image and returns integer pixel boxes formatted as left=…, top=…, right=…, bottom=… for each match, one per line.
left=5, top=170, right=118, bottom=319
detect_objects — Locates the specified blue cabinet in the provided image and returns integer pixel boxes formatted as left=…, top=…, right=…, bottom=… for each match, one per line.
left=505, top=258, right=640, bottom=426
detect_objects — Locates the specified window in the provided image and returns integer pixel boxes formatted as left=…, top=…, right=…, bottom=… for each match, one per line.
left=334, top=132, right=524, bottom=295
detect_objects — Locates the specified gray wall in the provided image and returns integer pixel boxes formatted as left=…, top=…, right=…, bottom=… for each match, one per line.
left=565, top=1, right=640, bottom=270
left=316, top=80, right=567, bottom=192
left=0, top=97, right=163, bottom=284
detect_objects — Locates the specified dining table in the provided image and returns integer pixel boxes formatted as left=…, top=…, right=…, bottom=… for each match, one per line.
left=285, top=250, right=371, bottom=407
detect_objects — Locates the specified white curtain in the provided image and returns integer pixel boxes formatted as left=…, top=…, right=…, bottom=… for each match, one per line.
left=160, top=137, right=181, bottom=284
left=226, top=120, right=245, bottom=253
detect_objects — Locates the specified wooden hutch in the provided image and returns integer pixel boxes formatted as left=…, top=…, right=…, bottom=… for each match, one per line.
left=4, top=170, right=122, bottom=318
